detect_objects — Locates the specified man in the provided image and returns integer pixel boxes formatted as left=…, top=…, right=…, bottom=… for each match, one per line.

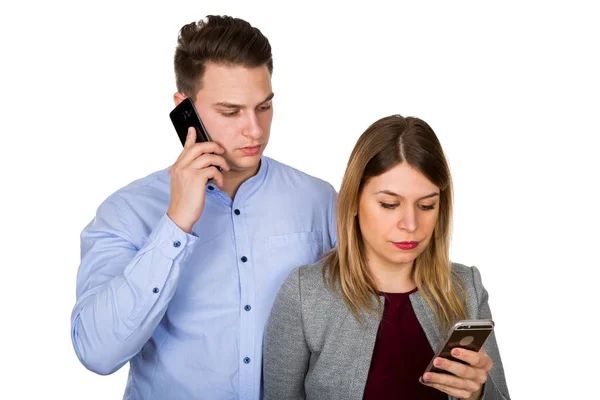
left=71, top=15, right=337, bottom=399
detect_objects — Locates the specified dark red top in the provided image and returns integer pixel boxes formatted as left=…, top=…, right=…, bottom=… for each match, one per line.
left=362, top=289, right=446, bottom=399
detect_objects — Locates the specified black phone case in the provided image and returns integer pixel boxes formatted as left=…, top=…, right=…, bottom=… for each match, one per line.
left=169, top=98, right=212, bottom=146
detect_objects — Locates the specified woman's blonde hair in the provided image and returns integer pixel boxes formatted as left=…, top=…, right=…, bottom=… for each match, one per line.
left=322, top=115, right=467, bottom=329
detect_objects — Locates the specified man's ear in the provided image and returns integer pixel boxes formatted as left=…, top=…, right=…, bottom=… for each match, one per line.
left=173, top=92, right=186, bottom=106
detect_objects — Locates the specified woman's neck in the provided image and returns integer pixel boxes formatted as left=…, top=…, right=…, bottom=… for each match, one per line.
left=368, top=257, right=417, bottom=294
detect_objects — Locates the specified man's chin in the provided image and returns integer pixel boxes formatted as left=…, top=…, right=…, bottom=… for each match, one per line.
left=227, top=154, right=263, bottom=173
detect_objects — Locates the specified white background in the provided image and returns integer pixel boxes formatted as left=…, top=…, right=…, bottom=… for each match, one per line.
left=1, top=0, right=598, bottom=398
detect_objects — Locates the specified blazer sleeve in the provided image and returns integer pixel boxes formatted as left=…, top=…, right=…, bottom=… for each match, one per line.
left=471, top=266, right=511, bottom=400
left=263, top=267, right=311, bottom=400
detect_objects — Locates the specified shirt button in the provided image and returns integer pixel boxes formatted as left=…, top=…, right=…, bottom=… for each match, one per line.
left=244, top=305, right=251, bottom=311
left=208, top=185, right=214, bottom=191
left=241, top=256, right=248, bottom=262
left=234, top=209, right=240, bottom=215
left=243, top=357, right=251, bottom=364
left=153, top=287, right=159, bottom=294
left=173, top=240, right=181, bottom=248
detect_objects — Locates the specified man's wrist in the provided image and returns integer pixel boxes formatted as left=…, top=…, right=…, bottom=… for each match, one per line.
left=166, top=211, right=193, bottom=233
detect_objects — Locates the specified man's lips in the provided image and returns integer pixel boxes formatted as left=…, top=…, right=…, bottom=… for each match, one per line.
left=240, top=145, right=261, bottom=155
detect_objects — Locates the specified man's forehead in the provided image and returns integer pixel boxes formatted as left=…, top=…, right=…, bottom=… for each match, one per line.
left=197, top=63, right=272, bottom=103
left=203, top=63, right=270, bottom=84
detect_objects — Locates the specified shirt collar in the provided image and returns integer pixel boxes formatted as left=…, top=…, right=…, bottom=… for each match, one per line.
left=206, top=156, right=270, bottom=203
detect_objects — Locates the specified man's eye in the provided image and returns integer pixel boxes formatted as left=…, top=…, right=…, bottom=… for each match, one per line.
left=222, top=111, right=239, bottom=117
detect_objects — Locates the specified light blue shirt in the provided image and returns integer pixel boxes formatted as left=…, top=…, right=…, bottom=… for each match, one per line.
left=71, top=156, right=337, bottom=400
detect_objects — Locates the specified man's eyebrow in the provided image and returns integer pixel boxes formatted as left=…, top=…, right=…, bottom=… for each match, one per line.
left=213, top=101, right=242, bottom=109
left=213, top=92, right=275, bottom=109
left=374, top=190, right=440, bottom=200
left=260, top=92, right=275, bottom=104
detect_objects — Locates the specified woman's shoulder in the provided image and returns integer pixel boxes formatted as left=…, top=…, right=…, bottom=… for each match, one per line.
left=296, top=258, right=333, bottom=298
left=278, top=257, right=342, bottom=309
left=451, top=262, right=485, bottom=288
left=450, top=262, right=491, bottom=316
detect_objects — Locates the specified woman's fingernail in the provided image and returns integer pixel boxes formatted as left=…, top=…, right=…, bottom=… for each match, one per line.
left=452, top=348, right=460, bottom=357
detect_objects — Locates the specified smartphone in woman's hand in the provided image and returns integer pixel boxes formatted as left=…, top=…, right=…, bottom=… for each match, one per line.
left=424, top=319, right=494, bottom=375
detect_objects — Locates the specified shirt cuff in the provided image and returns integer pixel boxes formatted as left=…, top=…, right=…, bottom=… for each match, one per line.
left=148, top=213, right=198, bottom=260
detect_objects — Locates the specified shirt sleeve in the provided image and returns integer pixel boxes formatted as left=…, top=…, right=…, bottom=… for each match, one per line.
left=70, top=195, right=197, bottom=375
left=327, top=184, right=338, bottom=249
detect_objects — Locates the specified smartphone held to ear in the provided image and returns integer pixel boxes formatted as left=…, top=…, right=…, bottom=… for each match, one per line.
left=169, top=98, right=222, bottom=173
left=424, top=319, right=494, bottom=375
left=170, top=98, right=212, bottom=146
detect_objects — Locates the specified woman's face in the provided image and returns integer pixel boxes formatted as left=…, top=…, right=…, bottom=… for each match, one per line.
left=358, top=161, right=441, bottom=270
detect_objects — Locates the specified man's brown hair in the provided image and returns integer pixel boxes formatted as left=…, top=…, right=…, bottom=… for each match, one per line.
left=174, top=15, right=273, bottom=98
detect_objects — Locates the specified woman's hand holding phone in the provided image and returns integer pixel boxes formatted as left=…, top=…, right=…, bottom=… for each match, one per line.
left=420, top=347, right=493, bottom=399
left=167, top=127, right=230, bottom=233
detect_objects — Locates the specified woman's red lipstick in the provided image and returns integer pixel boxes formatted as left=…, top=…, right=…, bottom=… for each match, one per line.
left=393, top=241, right=419, bottom=250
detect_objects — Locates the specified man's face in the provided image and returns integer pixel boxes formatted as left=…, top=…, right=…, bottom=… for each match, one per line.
left=179, top=62, right=274, bottom=173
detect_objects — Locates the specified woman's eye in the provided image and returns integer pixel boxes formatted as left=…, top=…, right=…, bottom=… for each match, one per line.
left=380, top=202, right=398, bottom=210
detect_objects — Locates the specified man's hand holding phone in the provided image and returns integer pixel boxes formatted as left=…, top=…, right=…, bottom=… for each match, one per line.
left=420, top=348, right=493, bottom=399
left=167, top=127, right=230, bottom=233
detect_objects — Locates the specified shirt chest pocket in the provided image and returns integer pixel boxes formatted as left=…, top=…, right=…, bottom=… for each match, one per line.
left=266, top=231, right=324, bottom=276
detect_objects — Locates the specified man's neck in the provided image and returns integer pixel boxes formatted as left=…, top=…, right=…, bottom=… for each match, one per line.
left=221, top=161, right=261, bottom=200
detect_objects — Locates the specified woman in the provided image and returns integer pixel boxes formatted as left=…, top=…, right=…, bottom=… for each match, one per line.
left=263, top=115, right=510, bottom=399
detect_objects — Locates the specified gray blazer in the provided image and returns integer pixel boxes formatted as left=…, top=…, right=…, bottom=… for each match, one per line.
left=263, top=260, right=510, bottom=400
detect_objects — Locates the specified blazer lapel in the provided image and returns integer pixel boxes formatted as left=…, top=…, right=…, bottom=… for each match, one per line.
left=410, top=291, right=457, bottom=400
left=348, top=299, right=383, bottom=400
left=346, top=293, right=446, bottom=400
left=410, top=291, right=443, bottom=352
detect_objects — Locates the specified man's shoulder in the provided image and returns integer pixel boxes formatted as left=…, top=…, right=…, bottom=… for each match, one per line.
left=265, top=156, right=335, bottom=194
left=82, top=167, right=171, bottom=239
left=98, top=166, right=170, bottom=211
